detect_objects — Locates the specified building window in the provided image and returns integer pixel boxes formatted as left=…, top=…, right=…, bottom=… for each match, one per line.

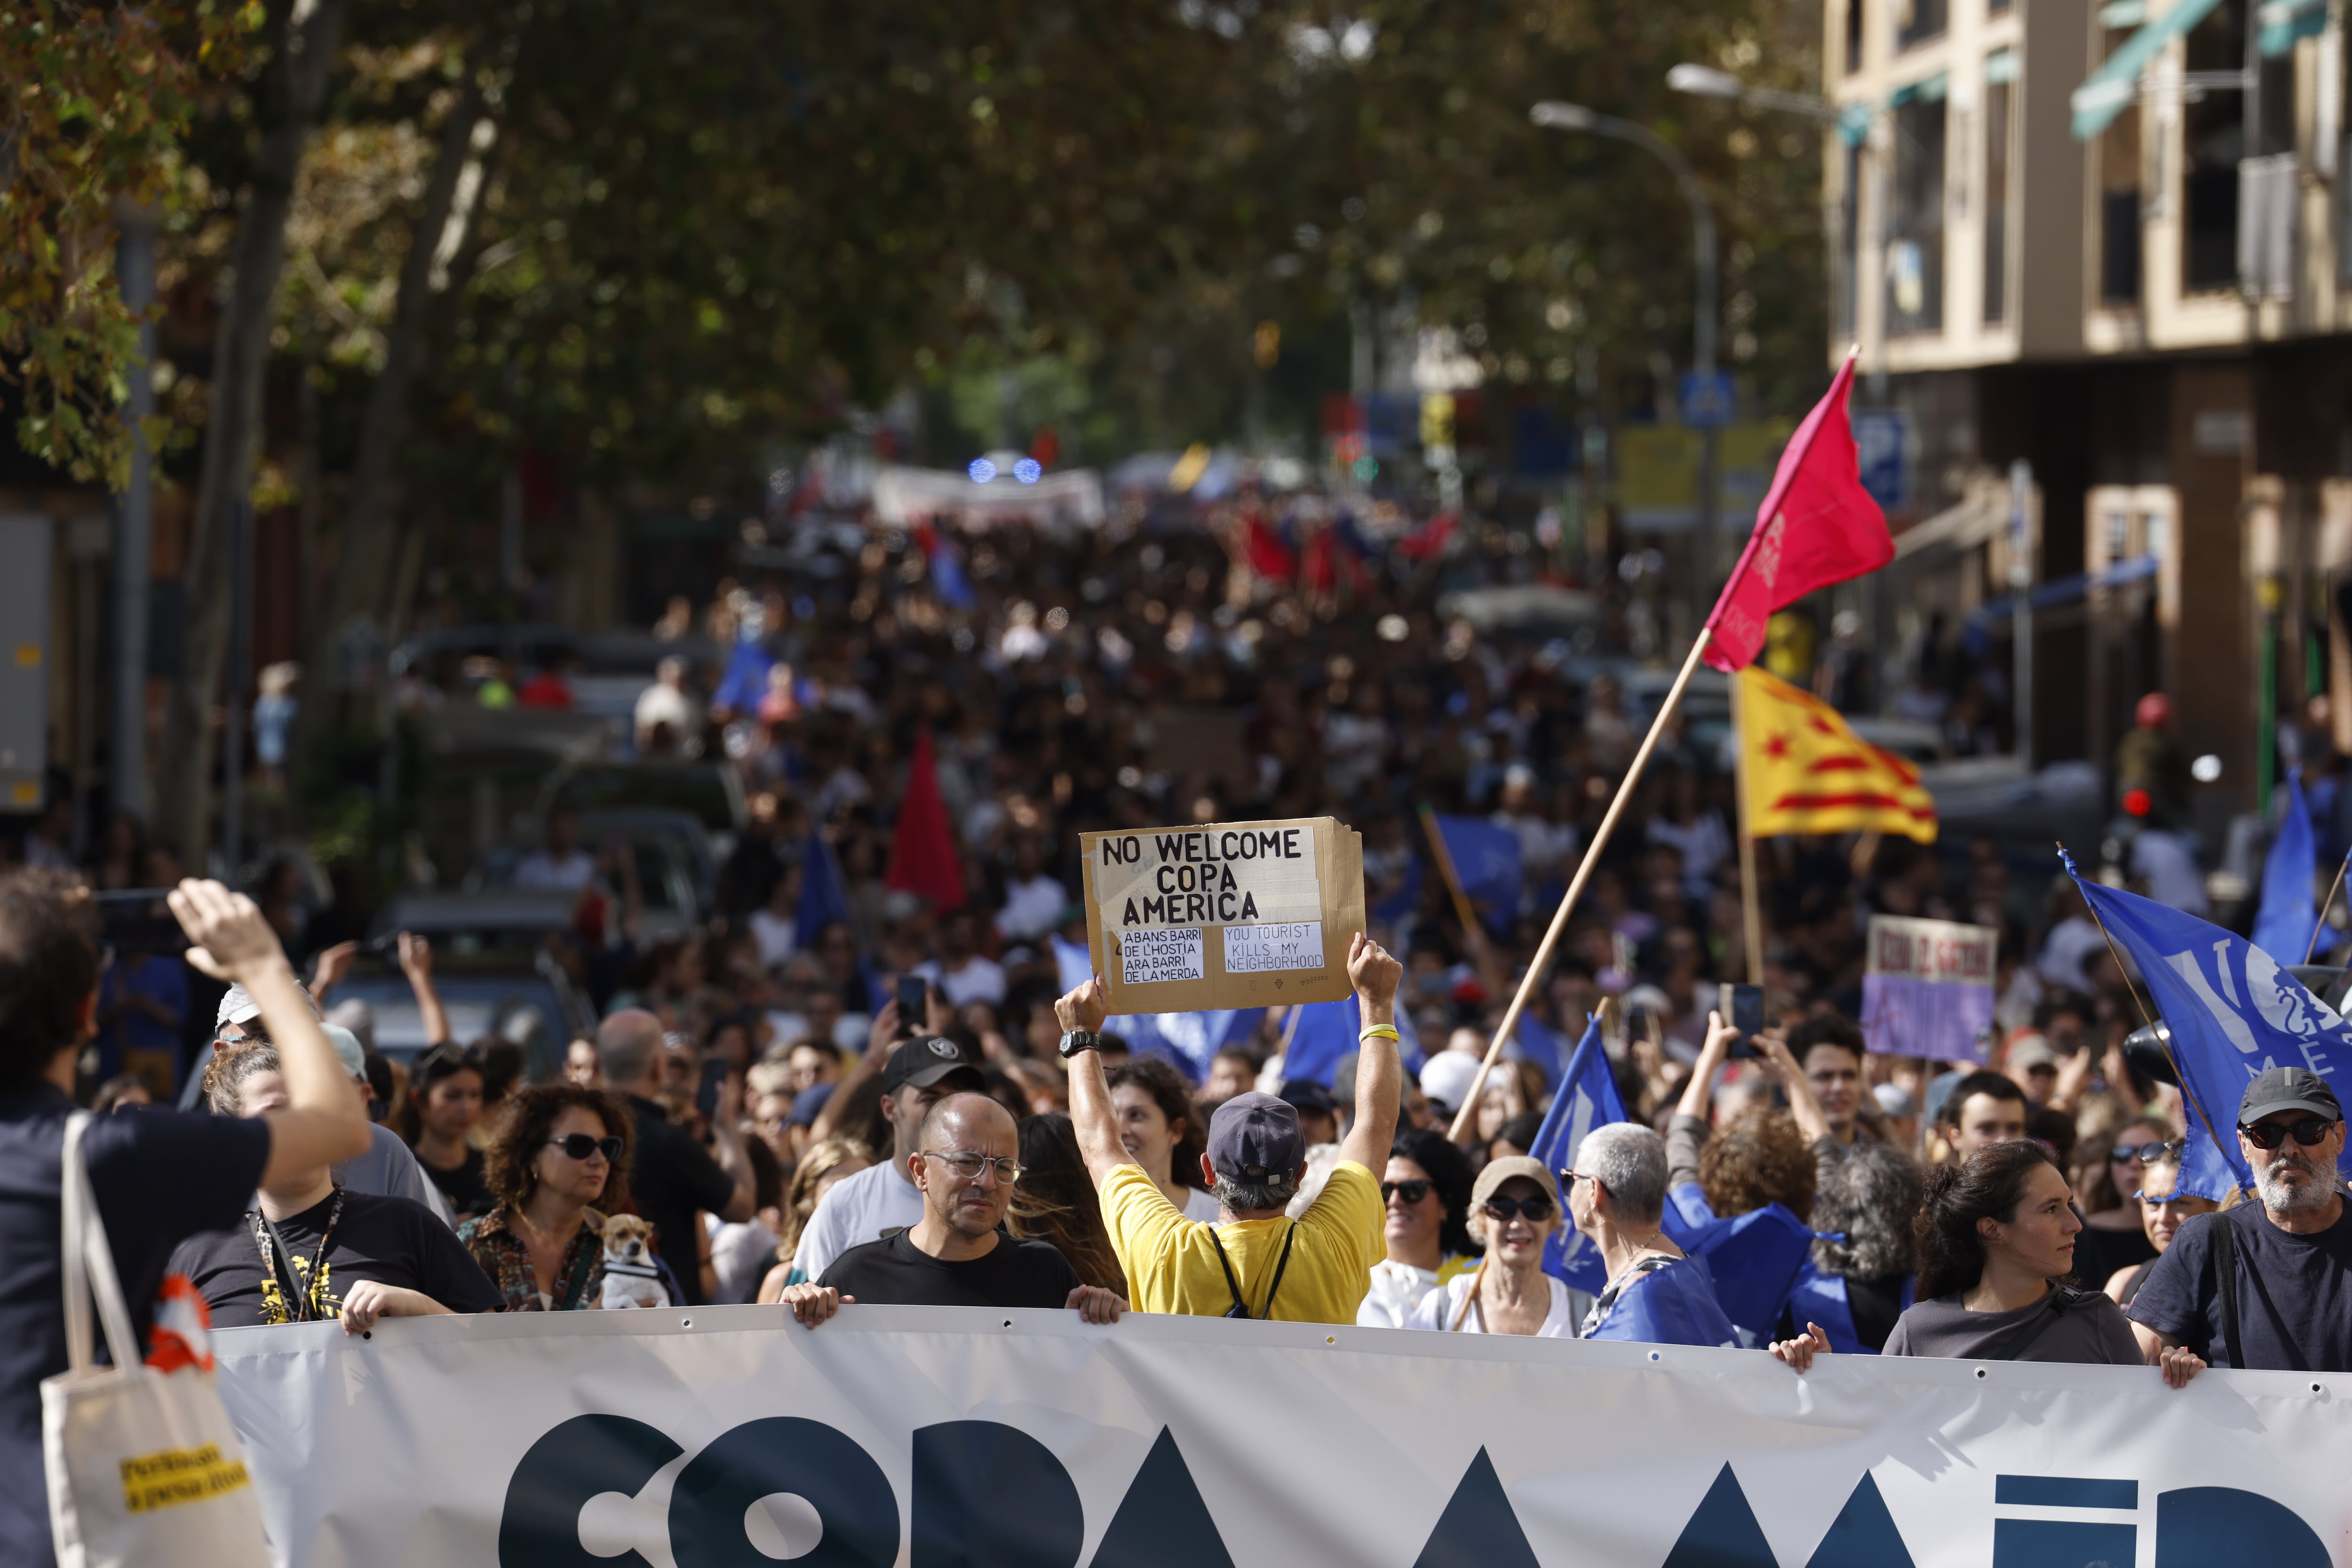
left=1887, top=88, right=1947, bottom=335
left=2183, top=0, right=2247, bottom=293
left=1897, top=0, right=1948, bottom=50
left=1845, top=0, right=1864, bottom=72
left=1984, top=54, right=2016, bottom=324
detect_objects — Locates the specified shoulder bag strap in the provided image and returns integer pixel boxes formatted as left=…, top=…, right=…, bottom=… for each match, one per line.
left=258, top=1213, right=317, bottom=1323
left=1205, top=1228, right=1250, bottom=1317
left=1991, top=1287, right=2078, bottom=1362
left=1257, top=1223, right=1299, bottom=1321
left=2210, top=1213, right=2244, bottom=1370
left=59, top=1111, right=139, bottom=1372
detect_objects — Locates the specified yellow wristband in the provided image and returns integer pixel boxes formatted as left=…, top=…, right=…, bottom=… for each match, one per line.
left=1358, top=1025, right=1400, bottom=1043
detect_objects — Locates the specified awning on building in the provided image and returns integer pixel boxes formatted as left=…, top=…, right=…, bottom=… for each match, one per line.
left=2072, top=0, right=2226, bottom=139
left=1968, top=553, right=2159, bottom=624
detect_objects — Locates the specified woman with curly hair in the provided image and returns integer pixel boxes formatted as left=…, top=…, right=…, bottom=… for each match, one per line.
left=1772, top=1139, right=2201, bottom=1385
left=1779, top=1143, right=1920, bottom=1352
left=458, top=1083, right=633, bottom=1311
left=1358, top=1126, right=1480, bottom=1328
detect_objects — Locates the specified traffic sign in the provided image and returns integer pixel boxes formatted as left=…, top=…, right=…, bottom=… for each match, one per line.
left=1850, top=408, right=1912, bottom=516
left=1679, top=371, right=1737, bottom=430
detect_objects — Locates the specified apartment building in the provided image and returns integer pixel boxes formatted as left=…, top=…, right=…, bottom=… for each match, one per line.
left=1828, top=0, right=2352, bottom=813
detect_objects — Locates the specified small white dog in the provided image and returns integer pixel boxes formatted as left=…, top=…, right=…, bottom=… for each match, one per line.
left=597, top=1215, right=671, bottom=1310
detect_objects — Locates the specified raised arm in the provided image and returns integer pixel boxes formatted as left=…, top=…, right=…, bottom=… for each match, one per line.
left=1756, top=1027, right=1833, bottom=1147
left=809, top=999, right=899, bottom=1141
left=397, top=932, right=452, bottom=1049
left=1056, top=975, right=1130, bottom=1187
left=1676, top=1011, right=1737, bottom=1124
left=1335, top=933, right=1405, bottom=1173
left=169, top=880, right=370, bottom=1181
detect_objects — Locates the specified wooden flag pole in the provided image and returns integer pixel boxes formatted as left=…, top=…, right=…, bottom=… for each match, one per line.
left=1418, top=804, right=1505, bottom=999
left=1729, top=666, right=1765, bottom=987
left=1447, top=630, right=1715, bottom=1139
left=2304, top=852, right=2349, bottom=963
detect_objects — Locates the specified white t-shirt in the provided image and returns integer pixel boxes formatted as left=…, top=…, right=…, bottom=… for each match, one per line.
left=916, top=955, right=1008, bottom=1008
left=791, top=1158, right=925, bottom=1284
left=749, top=908, right=797, bottom=970
left=1357, top=1257, right=1456, bottom=1329
left=995, top=875, right=1069, bottom=942
left=1407, top=1271, right=1588, bottom=1337
left=1181, top=1186, right=1220, bottom=1223
left=707, top=1215, right=783, bottom=1305
left=513, top=848, right=596, bottom=893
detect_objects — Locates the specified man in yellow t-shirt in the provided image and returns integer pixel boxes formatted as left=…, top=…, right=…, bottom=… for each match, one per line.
left=1058, top=932, right=1404, bottom=1323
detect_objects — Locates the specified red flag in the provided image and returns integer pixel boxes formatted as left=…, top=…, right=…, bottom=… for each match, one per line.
left=884, top=727, right=968, bottom=913
left=1701, top=354, right=1891, bottom=673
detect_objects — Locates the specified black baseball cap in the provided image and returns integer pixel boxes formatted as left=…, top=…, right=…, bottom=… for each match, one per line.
left=882, top=1036, right=984, bottom=1093
left=1277, top=1078, right=1336, bottom=1116
left=1207, top=1090, right=1305, bottom=1180
left=2238, top=1066, right=2344, bottom=1126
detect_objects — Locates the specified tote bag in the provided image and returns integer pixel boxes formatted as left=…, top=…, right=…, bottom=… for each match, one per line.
left=40, top=1111, right=271, bottom=1568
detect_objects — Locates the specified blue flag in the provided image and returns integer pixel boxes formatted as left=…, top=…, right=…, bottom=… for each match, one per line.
left=1369, top=856, right=1422, bottom=924
left=1530, top=1016, right=1812, bottom=1340
left=710, top=637, right=776, bottom=715
left=1506, top=1010, right=1570, bottom=1090
left=2252, top=768, right=2319, bottom=965
left=1528, top=1019, right=1628, bottom=1295
left=1432, top=814, right=1522, bottom=934
left=928, top=530, right=976, bottom=610
left=795, top=828, right=851, bottom=938
left=2068, top=850, right=2352, bottom=1198
left=1279, top=997, right=1424, bottom=1086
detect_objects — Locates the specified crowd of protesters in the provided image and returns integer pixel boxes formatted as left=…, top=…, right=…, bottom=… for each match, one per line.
left=8, top=493, right=2352, bottom=1564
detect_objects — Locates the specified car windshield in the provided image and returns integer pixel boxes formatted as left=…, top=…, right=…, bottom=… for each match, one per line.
left=554, top=766, right=735, bottom=832
left=327, top=966, right=576, bottom=1074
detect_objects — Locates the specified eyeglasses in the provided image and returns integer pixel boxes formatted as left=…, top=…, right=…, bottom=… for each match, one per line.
left=1558, top=1170, right=1590, bottom=1191
left=1480, top=1194, right=1556, bottom=1223
left=2239, top=1117, right=2338, bottom=1152
left=1381, top=1179, right=1433, bottom=1206
left=920, top=1151, right=1022, bottom=1183
left=2112, top=1140, right=2185, bottom=1164
left=546, top=1134, right=623, bottom=1162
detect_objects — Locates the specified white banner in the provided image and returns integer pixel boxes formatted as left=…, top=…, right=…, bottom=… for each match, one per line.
left=213, top=1305, right=2351, bottom=1567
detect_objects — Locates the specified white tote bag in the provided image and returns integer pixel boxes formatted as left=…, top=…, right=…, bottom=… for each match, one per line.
left=41, top=1111, right=272, bottom=1568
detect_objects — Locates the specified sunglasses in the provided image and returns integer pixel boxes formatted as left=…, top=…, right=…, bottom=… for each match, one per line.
left=1481, top=1194, right=1556, bottom=1223
left=2239, top=1117, right=2338, bottom=1151
left=2112, top=1139, right=2185, bottom=1164
left=1381, top=1179, right=1433, bottom=1206
left=545, top=1134, right=624, bottom=1162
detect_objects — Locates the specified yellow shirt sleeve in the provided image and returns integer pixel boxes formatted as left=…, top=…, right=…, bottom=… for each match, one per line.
left=1100, top=1163, right=1193, bottom=1315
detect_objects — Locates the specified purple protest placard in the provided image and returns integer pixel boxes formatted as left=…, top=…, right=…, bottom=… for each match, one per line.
left=1860, top=915, right=1997, bottom=1063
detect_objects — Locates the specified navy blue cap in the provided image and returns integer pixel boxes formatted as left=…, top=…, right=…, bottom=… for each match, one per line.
left=1278, top=1078, right=1336, bottom=1115
left=1207, top=1090, right=1305, bottom=1180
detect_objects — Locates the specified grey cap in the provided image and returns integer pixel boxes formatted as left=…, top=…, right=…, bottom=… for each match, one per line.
left=215, top=980, right=323, bottom=1035
left=320, top=1023, right=366, bottom=1079
left=1206, top=1090, right=1305, bottom=1181
left=2239, top=1066, right=2344, bottom=1126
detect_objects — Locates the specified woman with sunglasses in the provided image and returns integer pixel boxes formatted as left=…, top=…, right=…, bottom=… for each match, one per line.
left=2102, top=1141, right=2216, bottom=1307
left=459, top=1084, right=635, bottom=1311
left=1360, top=1128, right=1478, bottom=1328
left=2072, top=1114, right=2177, bottom=1290
left=1409, top=1156, right=1589, bottom=1336
left=403, top=1042, right=493, bottom=1224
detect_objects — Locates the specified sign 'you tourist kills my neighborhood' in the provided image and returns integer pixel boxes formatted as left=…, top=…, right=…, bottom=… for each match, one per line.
left=1080, top=816, right=1365, bottom=1012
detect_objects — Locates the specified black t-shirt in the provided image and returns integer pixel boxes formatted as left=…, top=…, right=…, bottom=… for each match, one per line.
left=627, top=1095, right=737, bottom=1306
left=167, top=1187, right=502, bottom=1327
left=2071, top=1222, right=2158, bottom=1293
left=0, top=1085, right=271, bottom=1568
left=818, top=1229, right=1081, bottom=1310
left=2128, top=1202, right=2352, bottom=1371
left=419, top=1145, right=493, bottom=1224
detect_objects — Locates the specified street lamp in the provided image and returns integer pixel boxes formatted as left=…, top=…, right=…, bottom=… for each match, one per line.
left=1529, top=101, right=1720, bottom=626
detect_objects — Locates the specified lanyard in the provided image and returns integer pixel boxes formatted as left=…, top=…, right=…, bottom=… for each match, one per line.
left=248, top=1187, right=344, bottom=1324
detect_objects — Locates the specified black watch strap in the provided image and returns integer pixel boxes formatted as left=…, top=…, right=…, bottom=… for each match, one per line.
left=1058, top=1030, right=1101, bottom=1059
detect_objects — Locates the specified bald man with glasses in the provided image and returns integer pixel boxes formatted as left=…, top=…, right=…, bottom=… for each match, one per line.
left=780, top=1093, right=1126, bottom=1326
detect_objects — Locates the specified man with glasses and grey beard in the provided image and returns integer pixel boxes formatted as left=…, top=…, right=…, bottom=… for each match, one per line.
left=779, top=1093, right=1126, bottom=1325
left=2130, top=1067, right=2352, bottom=1371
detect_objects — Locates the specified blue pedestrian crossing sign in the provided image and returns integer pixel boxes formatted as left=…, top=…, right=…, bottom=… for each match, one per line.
left=1679, top=371, right=1737, bottom=430
left=1850, top=408, right=1912, bottom=515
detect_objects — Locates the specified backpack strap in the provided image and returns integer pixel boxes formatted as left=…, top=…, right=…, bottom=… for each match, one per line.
left=1205, top=1229, right=1251, bottom=1318
left=2209, top=1212, right=2244, bottom=1371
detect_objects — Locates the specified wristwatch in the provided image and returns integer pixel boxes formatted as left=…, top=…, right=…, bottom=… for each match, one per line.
left=1058, top=1030, right=1102, bottom=1059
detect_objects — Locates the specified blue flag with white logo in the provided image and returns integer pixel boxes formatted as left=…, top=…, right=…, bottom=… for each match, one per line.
left=2252, top=768, right=2319, bottom=966
left=1529, top=1018, right=1628, bottom=1295
left=1507, top=1010, right=1570, bottom=1090
left=2068, top=850, right=2352, bottom=1197
left=1279, top=997, right=1425, bottom=1086
left=1433, top=813, right=1522, bottom=934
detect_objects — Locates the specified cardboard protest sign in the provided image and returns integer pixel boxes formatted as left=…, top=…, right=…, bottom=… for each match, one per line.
left=1081, top=817, right=1366, bottom=1013
left=1859, top=914, right=1997, bottom=1062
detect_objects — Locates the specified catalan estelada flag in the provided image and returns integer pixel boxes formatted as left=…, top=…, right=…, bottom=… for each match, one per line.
left=1738, top=666, right=1936, bottom=842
